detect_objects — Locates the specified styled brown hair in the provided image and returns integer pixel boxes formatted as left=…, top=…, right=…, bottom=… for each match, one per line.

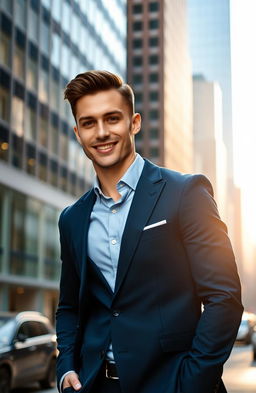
left=64, top=70, right=135, bottom=119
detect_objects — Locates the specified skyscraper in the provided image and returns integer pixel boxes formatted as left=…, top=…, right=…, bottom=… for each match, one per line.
left=127, top=0, right=193, bottom=173
left=187, top=0, right=233, bottom=178
left=0, top=0, right=127, bottom=320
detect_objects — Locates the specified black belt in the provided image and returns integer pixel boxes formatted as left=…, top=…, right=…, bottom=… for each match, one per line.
left=105, top=361, right=119, bottom=379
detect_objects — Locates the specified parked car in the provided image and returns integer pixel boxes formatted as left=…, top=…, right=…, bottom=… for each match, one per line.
left=236, top=311, right=256, bottom=344
left=251, top=326, right=256, bottom=361
left=0, top=311, right=56, bottom=393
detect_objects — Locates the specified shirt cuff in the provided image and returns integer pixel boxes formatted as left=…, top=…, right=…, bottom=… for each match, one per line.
left=59, top=370, right=76, bottom=392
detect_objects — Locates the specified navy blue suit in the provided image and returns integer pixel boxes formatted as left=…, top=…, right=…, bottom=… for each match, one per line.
left=56, top=159, right=243, bottom=393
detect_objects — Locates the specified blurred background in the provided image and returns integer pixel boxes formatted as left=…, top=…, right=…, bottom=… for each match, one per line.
left=0, top=0, right=256, bottom=392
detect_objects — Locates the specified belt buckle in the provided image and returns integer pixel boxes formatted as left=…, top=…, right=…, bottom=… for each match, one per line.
left=105, top=362, right=119, bottom=380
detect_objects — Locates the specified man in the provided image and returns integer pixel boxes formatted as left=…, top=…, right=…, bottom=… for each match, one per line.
left=56, top=70, right=243, bottom=393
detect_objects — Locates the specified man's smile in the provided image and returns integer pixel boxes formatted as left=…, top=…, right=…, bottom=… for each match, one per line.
left=93, top=141, right=118, bottom=153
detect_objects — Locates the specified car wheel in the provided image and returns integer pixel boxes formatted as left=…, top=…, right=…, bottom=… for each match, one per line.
left=0, top=367, right=11, bottom=393
left=39, top=357, right=56, bottom=389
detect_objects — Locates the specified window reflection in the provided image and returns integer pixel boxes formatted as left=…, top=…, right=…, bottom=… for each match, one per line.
left=10, top=195, right=40, bottom=277
left=12, top=96, right=24, bottom=137
left=43, top=206, right=60, bottom=280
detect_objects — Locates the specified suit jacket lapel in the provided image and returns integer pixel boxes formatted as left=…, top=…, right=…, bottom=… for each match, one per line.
left=113, top=160, right=166, bottom=298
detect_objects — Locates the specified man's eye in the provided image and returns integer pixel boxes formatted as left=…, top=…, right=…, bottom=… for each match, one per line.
left=108, top=116, right=119, bottom=123
left=82, top=120, right=94, bottom=127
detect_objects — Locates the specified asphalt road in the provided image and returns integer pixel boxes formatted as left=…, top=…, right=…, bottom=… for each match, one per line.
left=223, top=344, right=256, bottom=393
left=12, top=344, right=256, bottom=393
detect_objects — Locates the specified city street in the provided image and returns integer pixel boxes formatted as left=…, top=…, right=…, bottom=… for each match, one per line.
left=11, top=344, right=256, bottom=393
left=223, top=344, right=256, bottom=393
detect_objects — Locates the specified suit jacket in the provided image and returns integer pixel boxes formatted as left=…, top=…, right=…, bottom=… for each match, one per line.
left=56, top=159, right=243, bottom=393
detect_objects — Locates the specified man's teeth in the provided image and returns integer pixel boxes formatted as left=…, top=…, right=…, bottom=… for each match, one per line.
left=97, top=144, right=114, bottom=150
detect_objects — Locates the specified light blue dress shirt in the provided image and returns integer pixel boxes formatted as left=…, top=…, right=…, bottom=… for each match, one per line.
left=87, top=153, right=145, bottom=361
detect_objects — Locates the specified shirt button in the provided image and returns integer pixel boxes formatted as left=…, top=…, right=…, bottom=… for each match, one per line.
left=112, top=310, right=120, bottom=317
left=111, top=239, right=117, bottom=245
left=112, top=209, right=117, bottom=213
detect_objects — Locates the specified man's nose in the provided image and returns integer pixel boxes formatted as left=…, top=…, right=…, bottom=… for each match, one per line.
left=96, top=121, right=110, bottom=138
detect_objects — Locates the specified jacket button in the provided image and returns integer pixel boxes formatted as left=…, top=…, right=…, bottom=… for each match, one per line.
left=112, top=310, right=120, bottom=317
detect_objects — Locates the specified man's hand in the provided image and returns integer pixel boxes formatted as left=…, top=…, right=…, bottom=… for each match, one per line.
left=63, top=372, right=82, bottom=391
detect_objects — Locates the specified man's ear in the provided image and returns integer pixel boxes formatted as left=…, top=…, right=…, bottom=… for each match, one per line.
left=131, top=113, right=141, bottom=136
left=74, top=125, right=82, bottom=145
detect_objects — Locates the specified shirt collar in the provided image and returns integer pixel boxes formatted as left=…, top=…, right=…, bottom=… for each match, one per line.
left=93, top=154, right=144, bottom=197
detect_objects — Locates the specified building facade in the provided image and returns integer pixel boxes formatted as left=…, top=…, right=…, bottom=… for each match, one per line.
left=0, top=0, right=127, bottom=322
left=187, top=0, right=244, bottom=277
left=127, top=0, right=193, bottom=173
left=193, top=76, right=227, bottom=221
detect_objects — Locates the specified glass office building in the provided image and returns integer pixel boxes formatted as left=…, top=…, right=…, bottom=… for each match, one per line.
left=0, top=0, right=127, bottom=321
left=127, top=0, right=193, bottom=173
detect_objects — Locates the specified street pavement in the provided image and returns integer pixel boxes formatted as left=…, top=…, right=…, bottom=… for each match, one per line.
left=12, top=344, right=256, bottom=393
left=223, top=343, right=256, bottom=393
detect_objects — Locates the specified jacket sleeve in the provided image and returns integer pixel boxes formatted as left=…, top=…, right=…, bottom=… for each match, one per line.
left=55, top=209, right=81, bottom=391
left=178, top=175, right=243, bottom=393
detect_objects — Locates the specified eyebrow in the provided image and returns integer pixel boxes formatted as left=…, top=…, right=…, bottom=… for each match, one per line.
left=78, top=110, right=123, bottom=123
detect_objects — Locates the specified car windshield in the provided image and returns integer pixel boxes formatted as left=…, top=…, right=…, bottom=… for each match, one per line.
left=0, top=317, right=16, bottom=346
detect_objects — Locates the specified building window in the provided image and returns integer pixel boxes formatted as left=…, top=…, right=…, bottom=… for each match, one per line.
left=28, top=6, right=39, bottom=42
left=62, top=1, right=71, bottom=34
left=40, top=19, right=50, bottom=56
left=149, top=73, right=158, bottom=83
left=133, top=4, right=143, bottom=13
left=133, top=38, right=143, bottom=49
left=1, top=0, right=13, bottom=14
left=26, top=143, right=36, bottom=176
left=51, top=32, right=61, bottom=68
left=60, top=125, right=69, bottom=161
left=25, top=96, right=37, bottom=142
left=150, top=128, right=159, bottom=139
left=149, top=109, right=159, bottom=120
left=50, top=70, right=60, bottom=110
left=39, top=152, right=47, bottom=181
left=0, top=125, right=9, bottom=162
left=43, top=206, right=60, bottom=281
left=27, top=43, right=38, bottom=92
left=39, top=105, right=48, bottom=148
left=38, top=59, right=49, bottom=104
left=10, top=194, right=40, bottom=277
left=0, top=86, right=10, bottom=122
left=133, top=74, right=143, bottom=86
left=149, top=54, right=158, bottom=65
left=49, top=159, right=58, bottom=187
left=0, top=30, right=11, bottom=68
left=69, top=172, right=76, bottom=195
left=135, top=92, right=143, bottom=103
left=14, top=0, right=26, bottom=31
left=49, top=113, right=59, bottom=155
left=133, top=56, right=143, bottom=67
left=149, top=19, right=159, bottom=30
left=150, top=146, right=159, bottom=158
left=150, top=91, right=158, bottom=101
left=133, top=21, right=143, bottom=31
left=149, top=36, right=158, bottom=47
left=14, top=30, right=26, bottom=81
left=12, top=95, right=24, bottom=137
left=149, top=2, right=159, bottom=12
left=12, top=134, right=23, bottom=168
left=60, top=166, right=68, bottom=191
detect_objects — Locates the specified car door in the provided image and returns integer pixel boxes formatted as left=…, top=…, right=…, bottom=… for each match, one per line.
left=28, top=320, right=55, bottom=379
left=12, top=321, right=39, bottom=385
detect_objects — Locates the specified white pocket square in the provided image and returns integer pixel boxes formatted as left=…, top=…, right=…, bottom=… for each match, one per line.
left=143, top=220, right=167, bottom=231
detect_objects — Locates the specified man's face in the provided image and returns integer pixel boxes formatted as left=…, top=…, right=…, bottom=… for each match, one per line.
left=74, top=89, right=141, bottom=174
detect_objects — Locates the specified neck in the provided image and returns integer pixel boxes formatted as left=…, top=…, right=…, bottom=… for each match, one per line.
left=94, top=154, right=136, bottom=201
